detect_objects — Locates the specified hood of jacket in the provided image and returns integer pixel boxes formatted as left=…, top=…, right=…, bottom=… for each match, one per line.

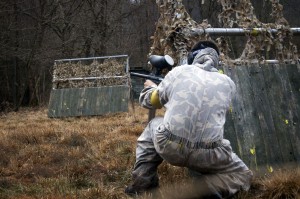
left=192, top=47, right=219, bottom=72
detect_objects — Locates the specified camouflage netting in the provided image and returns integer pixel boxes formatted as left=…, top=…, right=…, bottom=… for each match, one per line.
left=150, top=0, right=299, bottom=68
left=52, top=58, right=128, bottom=89
left=218, top=0, right=298, bottom=65
left=150, top=0, right=211, bottom=66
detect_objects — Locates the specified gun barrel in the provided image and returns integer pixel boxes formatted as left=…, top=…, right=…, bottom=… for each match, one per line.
left=130, top=72, right=163, bottom=83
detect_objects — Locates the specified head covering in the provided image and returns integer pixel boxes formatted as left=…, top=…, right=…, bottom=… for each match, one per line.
left=192, top=47, right=219, bottom=72
left=188, top=40, right=220, bottom=65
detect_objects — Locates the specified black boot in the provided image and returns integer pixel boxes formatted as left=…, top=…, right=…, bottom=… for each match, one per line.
left=125, top=180, right=159, bottom=196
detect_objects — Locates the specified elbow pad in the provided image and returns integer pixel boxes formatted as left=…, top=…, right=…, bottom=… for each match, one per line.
left=150, top=89, right=162, bottom=109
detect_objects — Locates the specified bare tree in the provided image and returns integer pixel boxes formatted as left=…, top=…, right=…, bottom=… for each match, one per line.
left=0, top=0, right=299, bottom=111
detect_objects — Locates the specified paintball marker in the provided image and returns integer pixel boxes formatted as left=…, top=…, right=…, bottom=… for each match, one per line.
left=129, top=72, right=163, bottom=83
left=130, top=55, right=174, bottom=122
left=130, top=55, right=174, bottom=84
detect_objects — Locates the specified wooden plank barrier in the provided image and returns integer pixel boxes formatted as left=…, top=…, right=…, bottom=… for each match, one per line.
left=48, top=85, right=129, bottom=118
left=223, top=63, right=300, bottom=171
left=48, top=55, right=130, bottom=118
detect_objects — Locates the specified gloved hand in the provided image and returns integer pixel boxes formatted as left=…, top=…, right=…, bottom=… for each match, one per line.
left=144, top=80, right=157, bottom=88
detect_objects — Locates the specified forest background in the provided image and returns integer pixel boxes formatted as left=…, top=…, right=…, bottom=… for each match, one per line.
left=0, top=0, right=300, bottom=111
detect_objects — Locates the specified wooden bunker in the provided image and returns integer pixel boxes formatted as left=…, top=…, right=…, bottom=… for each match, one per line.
left=222, top=63, right=300, bottom=171
left=48, top=55, right=130, bottom=118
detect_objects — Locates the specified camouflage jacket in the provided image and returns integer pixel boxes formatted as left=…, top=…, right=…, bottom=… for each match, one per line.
left=139, top=48, right=236, bottom=143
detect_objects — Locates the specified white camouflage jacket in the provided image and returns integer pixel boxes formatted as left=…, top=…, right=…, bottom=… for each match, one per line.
left=139, top=48, right=236, bottom=144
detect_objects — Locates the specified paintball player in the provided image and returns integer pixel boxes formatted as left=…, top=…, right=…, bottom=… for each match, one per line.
left=125, top=40, right=253, bottom=198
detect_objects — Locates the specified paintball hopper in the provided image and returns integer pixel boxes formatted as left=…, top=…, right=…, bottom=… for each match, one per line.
left=149, top=55, right=174, bottom=73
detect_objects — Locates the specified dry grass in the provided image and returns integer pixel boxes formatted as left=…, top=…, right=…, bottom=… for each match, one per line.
left=246, top=167, right=300, bottom=199
left=0, top=105, right=299, bottom=199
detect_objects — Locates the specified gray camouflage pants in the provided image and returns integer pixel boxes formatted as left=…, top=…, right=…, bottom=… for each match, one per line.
left=131, top=117, right=253, bottom=198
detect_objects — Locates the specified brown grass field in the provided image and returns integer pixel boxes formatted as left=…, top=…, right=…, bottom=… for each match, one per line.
left=0, top=105, right=299, bottom=199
